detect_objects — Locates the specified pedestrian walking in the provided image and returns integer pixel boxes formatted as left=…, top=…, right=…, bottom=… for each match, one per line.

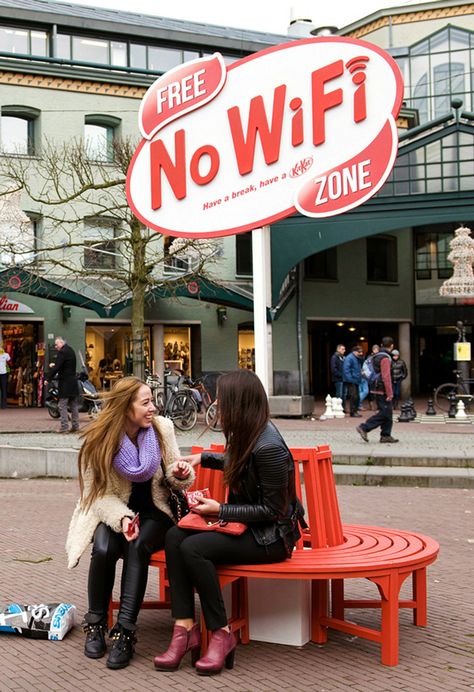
left=330, top=344, right=346, bottom=400
left=342, top=345, right=364, bottom=417
left=391, top=349, right=408, bottom=409
left=0, top=346, right=11, bottom=408
left=356, top=336, right=398, bottom=444
left=153, top=369, right=304, bottom=676
left=66, top=376, right=194, bottom=669
left=45, top=337, right=80, bottom=433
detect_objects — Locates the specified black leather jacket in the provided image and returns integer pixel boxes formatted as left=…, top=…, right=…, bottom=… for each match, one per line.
left=200, top=422, right=303, bottom=555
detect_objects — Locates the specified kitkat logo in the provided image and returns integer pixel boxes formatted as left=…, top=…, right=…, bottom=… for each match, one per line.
left=127, top=37, right=404, bottom=238
left=139, top=54, right=226, bottom=140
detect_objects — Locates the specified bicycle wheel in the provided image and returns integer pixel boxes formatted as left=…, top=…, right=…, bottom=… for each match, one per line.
left=168, top=391, right=198, bottom=431
left=153, top=389, right=165, bottom=415
left=434, top=383, right=460, bottom=411
left=205, top=400, right=222, bottom=432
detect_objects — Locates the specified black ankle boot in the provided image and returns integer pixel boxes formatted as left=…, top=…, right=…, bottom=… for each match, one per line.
left=106, top=625, right=136, bottom=669
left=83, top=622, right=107, bottom=659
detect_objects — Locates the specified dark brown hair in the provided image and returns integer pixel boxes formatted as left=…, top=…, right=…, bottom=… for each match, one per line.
left=217, top=370, right=269, bottom=489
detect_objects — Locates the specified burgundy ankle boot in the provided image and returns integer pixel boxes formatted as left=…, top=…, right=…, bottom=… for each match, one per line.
left=195, top=629, right=237, bottom=676
left=154, top=623, right=201, bottom=671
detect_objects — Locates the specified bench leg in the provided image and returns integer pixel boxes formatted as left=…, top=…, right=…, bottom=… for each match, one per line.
left=378, top=574, right=399, bottom=666
left=413, top=567, right=427, bottom=627
left=331, top=579, right=344, bottom=620
left=311, top=579, right=328, bottom=644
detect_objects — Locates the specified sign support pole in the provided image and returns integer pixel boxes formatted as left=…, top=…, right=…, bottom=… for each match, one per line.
left=252, top=225, right=273, bottom=395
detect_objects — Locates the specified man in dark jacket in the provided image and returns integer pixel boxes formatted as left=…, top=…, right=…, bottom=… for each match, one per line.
left=45, top=337, right=80, bottom=433
left=330, top=344, right=346, bottom=400
left=342, top=345, right=364, bottom=417
left=356, top=336, right=398, bottom=444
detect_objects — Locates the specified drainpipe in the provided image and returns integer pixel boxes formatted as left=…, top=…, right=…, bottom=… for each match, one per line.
left=296, top=262, right=304, bottom=396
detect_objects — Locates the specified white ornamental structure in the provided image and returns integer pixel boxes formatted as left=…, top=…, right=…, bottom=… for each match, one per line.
left=439, top=225, right=474, bottom=298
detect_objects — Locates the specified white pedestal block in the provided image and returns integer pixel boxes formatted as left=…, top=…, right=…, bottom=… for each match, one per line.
left=247, top=578, right=311, bottom=646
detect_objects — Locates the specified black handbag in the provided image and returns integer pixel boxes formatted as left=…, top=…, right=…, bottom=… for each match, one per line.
left=161, top=460, right=190, bottom=522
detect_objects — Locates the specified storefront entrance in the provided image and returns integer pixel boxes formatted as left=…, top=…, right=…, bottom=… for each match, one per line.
left=1, top=321, right=44, bottom=407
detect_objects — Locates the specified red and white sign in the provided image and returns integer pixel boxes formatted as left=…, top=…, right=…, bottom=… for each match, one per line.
left=127, top=37, right=403, bottom=238
left=0, top=295, right=34, bottom=313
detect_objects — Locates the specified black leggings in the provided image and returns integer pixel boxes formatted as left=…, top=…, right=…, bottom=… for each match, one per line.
left=86, top=515, right=173, bottom=629
left=165, top=525, right=287, bottom=631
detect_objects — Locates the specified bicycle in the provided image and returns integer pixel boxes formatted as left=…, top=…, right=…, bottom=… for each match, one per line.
left=145, top=369, right=198, bottom=431
left=186, top=374, right=222, bottom=432
left=433, top=369, right=474, bottom=412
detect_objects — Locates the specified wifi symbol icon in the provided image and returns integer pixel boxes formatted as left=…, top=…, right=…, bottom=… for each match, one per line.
left=345, top=56, right=370, bottom=85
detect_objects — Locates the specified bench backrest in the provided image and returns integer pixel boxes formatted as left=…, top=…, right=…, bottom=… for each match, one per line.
left=190, top=444, right=344, bottom=549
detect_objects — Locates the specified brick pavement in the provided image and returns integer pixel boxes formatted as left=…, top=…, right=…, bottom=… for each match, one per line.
left=1, top=479, right=473, bottom=691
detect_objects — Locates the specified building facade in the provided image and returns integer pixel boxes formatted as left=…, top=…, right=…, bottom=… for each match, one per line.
left=0, top=0, right=473, bottom=406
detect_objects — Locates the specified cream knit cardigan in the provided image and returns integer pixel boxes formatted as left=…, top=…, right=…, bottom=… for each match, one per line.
left=65, top=416, right=194, bottom=569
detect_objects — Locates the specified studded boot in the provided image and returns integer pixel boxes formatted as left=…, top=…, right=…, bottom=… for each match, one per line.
left=83, top=622, right=107, bottom=659
left=106, top=624, right=136, bottom=669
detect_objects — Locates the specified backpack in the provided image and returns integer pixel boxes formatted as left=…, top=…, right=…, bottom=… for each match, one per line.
left=361, top=352, right=390, bottom=387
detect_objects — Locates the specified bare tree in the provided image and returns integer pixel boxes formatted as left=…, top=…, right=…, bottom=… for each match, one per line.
left=0, top=138, right=220, bottom=377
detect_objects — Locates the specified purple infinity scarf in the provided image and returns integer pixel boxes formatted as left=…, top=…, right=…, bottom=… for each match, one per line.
left=112, top=426, right=161, bottom=483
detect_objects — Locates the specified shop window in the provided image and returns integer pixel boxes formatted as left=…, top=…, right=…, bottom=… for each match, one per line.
left=366, top=235, right=398, bottom=283
left=164, top=327, right=191, bottom=374
left=238, top=329, right=255, bottom=371
left=1, top=107, right=39, bottom=156
left=83, top=219, right=118, bottom=270
left=304, top=247, right=338, bottom=280
left=236, top=232, right=252, bottom=276
left=86, top=324, right=151, bottom=385
left=84, top=114, right=121, bottom=162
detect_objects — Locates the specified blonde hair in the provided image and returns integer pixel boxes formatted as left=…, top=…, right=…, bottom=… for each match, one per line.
left=78, top=376, right=161, bottom=510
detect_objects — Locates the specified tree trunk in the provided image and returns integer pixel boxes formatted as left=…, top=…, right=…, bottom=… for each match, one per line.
left=130, top=219, right=148, bottom=379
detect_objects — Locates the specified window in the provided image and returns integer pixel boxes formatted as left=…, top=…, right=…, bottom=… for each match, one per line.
left=304, top=248, right=338, bottom=280
left=236, top=232, right=252, bottom=276
left=83, top=220, right=118, bottom=270
left=148, top=46, right=182, bottom=72
left=1, top=107, right=39, bottom=155
left=366, top=235, right=398, bottom=283
left=73, top=36, right=108, bottom=64
left=84, top=115, right=120, bottom=162
left=416, top=231, right=453, bottom=279
left=163, top=236, right=190, bottom=274
left=0, top=25, right=48, bottom=56
left=130, top=43, right=147, bottom=69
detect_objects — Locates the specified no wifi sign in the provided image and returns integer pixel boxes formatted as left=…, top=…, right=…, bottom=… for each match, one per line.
left=127, top=37, right=403, bottom=239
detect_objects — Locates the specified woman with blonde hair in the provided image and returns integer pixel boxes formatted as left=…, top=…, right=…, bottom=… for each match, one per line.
left=66, top=376, right=194, bottom=669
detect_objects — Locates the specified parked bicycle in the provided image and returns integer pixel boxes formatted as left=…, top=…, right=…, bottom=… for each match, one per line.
left=144, top=369, right=198, bottom=431
left=434, top=369, right=474, bottom=411
left=186, top=374, right=222, bottom=432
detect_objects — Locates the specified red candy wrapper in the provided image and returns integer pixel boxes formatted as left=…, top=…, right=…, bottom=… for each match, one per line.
left=186, top=488, right=210, bottom=508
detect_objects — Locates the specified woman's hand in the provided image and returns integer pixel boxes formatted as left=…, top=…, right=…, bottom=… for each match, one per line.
left=192, top=497, right=220, bottom=516
left=172, top=461, right=191, bottom=480
left=121, top=516, right=139, bottom=542
left=179, top=453, right=201, bottom=468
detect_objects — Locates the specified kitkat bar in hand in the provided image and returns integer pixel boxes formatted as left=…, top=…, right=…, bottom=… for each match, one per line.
left=186, top=488, right=210, bottom=508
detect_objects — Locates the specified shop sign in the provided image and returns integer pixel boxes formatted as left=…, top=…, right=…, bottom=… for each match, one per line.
left=454, top=342, right=471, bottom=361
left=127, top=37, right=403, bottom=238
left=0, top=295, right=34, bottom=313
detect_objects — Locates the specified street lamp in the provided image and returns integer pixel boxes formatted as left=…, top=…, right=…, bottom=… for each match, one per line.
left=439, top=225, right=474, bottom=393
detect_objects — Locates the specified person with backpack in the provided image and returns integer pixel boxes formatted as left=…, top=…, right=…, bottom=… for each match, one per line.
left=356, top=336, right=398, bottom=444
left=342, top=345, right=364, bottom=417
left=391, top=349, right=408, bottom=409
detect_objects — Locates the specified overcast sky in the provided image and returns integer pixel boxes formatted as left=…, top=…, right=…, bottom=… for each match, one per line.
left=58, top=0, right=426, bottom=34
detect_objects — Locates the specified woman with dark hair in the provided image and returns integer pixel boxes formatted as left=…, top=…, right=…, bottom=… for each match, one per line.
left=66, top=376, right=194, bottom=669
left=153, top=369, right=303, bottom=676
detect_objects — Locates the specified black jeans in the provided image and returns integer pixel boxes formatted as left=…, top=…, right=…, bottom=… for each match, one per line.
left=361, top=394, right=393, bottom=437
left=86, top=515, right=173, bottom=629
left=165, top=525, right=288, bottom=631
left=345, top=382, right=360, bottom=415
left=0, top=373, right=7, bottom=408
